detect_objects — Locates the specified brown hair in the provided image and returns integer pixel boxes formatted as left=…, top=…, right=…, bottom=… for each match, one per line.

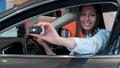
left=79, top=4, right=105, bottom=36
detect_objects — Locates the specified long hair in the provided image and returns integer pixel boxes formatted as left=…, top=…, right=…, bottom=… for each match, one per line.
left=79, top=4, right=105, bottom=36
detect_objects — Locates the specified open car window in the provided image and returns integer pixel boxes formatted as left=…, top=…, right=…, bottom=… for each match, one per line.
left=0, top=2, right=118, bottom=55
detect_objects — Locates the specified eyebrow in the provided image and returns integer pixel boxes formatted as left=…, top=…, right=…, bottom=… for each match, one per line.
left=80, top=11, right=96, bottom=14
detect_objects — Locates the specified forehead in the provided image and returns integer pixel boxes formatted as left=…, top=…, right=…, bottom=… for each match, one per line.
left=81, top=5, right=96, bottom=12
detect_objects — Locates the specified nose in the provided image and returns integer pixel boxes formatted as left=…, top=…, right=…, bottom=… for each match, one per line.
left=85, top=15, right=89, bottom=21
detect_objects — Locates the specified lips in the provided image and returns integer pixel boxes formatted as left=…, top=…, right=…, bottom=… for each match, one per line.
left=83, top=22, right=91, bottom=27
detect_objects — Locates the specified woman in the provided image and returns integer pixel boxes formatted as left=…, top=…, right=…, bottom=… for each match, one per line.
left=33, top=4, right=110, bottom=55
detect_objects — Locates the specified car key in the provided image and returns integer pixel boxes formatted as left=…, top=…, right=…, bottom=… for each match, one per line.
left=29, top=26, right=45, bottom=36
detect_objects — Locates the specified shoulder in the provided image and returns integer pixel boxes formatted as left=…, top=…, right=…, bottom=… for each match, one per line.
left=97, top=29, right=110, bottom=34
left=93, top=29, right=110, bottom=37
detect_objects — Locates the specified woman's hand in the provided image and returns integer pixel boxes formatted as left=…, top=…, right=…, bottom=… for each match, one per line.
left=33, top=34, right=55, bottom=55
left=34, top=22, right=61, bottom=45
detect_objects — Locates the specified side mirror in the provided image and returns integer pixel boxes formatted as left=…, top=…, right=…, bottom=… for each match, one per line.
left=61, top=29, right=71, bottom=37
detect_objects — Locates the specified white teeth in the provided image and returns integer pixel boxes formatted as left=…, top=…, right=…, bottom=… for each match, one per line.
left=84, top=22, right=91, bottom=25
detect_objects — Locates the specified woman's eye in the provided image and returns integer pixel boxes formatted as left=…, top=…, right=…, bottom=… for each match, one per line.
left=90, top=14, right=96, bottom=16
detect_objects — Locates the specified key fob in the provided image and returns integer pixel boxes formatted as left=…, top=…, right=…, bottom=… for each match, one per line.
left=29, top=26, right=45, bottom=36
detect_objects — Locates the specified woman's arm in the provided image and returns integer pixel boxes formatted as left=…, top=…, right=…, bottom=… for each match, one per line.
left=40, top=41, right=56, bottom=55
left=69, top=29, right=110, bottom=55
left=34, top=22, right=77, bottom=49
left=33, top=36, right=55, bottom=55
left=58, top=37, right=76, bottom=50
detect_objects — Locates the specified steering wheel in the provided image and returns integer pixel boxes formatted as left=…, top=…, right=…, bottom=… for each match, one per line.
left=23, top=35, right=70, bottom=55
left=22, top=35, right=46, bottom=55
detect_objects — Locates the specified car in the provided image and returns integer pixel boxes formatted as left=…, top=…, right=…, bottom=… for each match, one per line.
left=0, top=0, right=120, bottom=68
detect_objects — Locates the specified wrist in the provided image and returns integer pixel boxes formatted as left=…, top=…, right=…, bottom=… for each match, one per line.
left=57, top=37, right=66, bottom=46
left=58, top=37, right=76, bottom=50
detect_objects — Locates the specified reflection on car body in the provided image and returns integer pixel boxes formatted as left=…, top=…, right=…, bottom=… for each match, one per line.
left=0, top=0, right=120, bottom=68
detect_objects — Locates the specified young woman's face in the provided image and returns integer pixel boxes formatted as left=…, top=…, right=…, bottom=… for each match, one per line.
left=80, top=5, right=97, bottom=33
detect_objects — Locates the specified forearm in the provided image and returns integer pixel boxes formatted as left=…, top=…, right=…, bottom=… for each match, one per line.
left=58, top=37, right=76, bottom=50
left=42, top=42, right=55, bottom=55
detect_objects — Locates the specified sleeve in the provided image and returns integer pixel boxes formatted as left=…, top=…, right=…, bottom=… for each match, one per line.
left=69, top=29, right=110, bottom=55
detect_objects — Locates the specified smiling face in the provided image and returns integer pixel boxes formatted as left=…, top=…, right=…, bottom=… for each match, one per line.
left=80, top=5, right=97, bottom=33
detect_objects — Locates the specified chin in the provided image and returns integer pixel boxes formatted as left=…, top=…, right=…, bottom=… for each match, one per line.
left=84, top=27, right=91, bottom=30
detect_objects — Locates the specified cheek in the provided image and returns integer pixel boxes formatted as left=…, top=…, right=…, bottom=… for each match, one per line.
left=91, top=16, right=96, bottom=21
left=80, top=17, right=84, bottom=25
left=80, top=19, right=84, bottom=26
left=91, top=17, right=96, bottom=24
left=80, top=16, right=84, bottom=20
left=80, top=17, right=82, bottom=22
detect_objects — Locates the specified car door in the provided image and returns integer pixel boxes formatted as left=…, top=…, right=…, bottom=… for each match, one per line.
left=0, top=0, right=119, bottom=68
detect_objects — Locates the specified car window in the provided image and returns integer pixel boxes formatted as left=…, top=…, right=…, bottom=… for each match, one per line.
left=0, top=3, right=117, bottom=55
left=103, top=11, right=117, bottom=31
left=105, top=9, right=120, bottom=55
left=109, top=35, right=120, bottom=54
